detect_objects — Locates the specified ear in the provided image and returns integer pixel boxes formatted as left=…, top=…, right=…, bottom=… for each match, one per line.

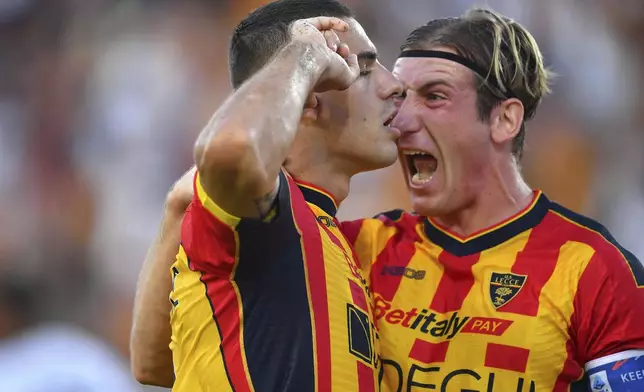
left=301, top=93, right=320, bottom=123
left=490, top=98, right=524, bottom=146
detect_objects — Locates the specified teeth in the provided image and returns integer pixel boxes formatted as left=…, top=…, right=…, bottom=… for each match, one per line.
left=407, top=150, right=437, bottom=186
left=403, top=150, right=428, bottom=156
left=412, top=172, right=433, bottom=184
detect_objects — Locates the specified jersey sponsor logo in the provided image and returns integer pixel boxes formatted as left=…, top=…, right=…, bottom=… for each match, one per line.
left=587, top=352, right=644, bottom=392
left=489, top=272, right=527, bottom=309
left=373, top=296, right=513, bottom=338
left=460, top=317, right=513, bottom=336
left=316, top=215, right=337, bottom=228
left=381, top=359, right=536, bottom=392
left=381, top=266, right=426, bottom=280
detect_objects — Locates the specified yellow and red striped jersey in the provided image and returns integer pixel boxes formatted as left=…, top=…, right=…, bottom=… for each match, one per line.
left=341, top=191, right=644, bottom=392
left=169, top=170, right=379, bottom=392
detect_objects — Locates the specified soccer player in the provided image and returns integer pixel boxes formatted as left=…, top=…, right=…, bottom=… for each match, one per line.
left=130, top=0, right=402, bottom=391
left=340, top=8, right=644, bottom=392
left=133, top=6, right=644, bottom=392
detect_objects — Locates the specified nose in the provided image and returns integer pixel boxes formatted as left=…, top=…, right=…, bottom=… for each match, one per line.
left=391, top=94, right=422, bottom=135
left=376, top=65, right=403, bottom=100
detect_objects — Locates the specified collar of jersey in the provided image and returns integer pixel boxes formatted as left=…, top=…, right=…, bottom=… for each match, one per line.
left=422, top=190, right=550, bottom=256
left=295, top=180, right=338, bottom=217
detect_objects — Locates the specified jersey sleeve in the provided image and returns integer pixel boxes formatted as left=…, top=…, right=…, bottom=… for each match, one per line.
left=571, top=244, right=644, bottom=365
left=182, top=169, right=297, bottom=275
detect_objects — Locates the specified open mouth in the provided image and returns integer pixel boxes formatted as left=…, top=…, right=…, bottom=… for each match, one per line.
left=402, top=150, right=438, bottom=184
left=383, top=112, right=396, bottom=127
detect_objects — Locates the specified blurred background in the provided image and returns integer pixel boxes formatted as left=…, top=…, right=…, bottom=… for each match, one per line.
left=0, top=0, right=642, bottom=390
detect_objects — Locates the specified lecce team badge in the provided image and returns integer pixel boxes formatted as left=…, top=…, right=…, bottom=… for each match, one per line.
left=489, top=272, right=527, bottom=309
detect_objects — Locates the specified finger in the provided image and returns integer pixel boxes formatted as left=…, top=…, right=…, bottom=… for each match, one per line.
left=302, top=94, right=318, bottom=121
left=305, top=17, right=349, bottom=33
left=304, top=93, right=318, bottom=109
left=336, top=43, right=351, bottom=59
left=290, top=21, right=317, bottom=38
left=323, top=30, right=340, bottom=52
left=343, top=53, right=360, bottom=87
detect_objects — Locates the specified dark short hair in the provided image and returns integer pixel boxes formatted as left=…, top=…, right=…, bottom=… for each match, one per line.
left=229, top=0, right=354, bottom=89
left=401, top=8, right=553, bottom=160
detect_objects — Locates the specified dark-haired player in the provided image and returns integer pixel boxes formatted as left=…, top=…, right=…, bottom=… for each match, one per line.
left=130, top=0, right=402, bottom=390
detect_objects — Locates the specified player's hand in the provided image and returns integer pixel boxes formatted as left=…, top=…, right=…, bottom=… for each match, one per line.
left=166, top=166, right=196, bottom=214
left=289, top=17, right=360, bottom=92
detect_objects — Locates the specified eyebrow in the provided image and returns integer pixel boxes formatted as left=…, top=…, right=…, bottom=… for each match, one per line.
left=409, top=79, right=456, bottom=92
left=357, top=51, right=378, bottom=62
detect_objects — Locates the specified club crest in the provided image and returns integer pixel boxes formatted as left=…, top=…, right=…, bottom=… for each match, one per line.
left=489, top=272, right=527, bottom=309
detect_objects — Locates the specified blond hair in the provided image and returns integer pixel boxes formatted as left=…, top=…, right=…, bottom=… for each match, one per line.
left=401, top=8, right=554, bottom=159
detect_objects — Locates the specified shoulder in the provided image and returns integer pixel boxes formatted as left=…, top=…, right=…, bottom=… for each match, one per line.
left=547, top=201, right=644, bottom=287
left=188, top=169, right=301, bottom=231
left=373, top=209, right=407, bottom=222
left=551, top=203, right=644, bottom=361
left=183, top=170, right=305, bottom=272
left=374, top=209, right=424, bottom=239
left=548, top=202, right=623, bottom=251
left=368, top=208, right=424, bottom=232
left=340, top=209, right=422, bottom=242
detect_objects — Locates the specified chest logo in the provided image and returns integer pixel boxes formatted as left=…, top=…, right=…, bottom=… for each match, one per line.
left=489, top=272, right=527, bottom=309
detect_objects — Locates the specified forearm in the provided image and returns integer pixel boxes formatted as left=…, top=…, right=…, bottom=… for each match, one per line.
left=130, top=206, right=184, bottom=387
left=194, top=42, right=327, bottom=206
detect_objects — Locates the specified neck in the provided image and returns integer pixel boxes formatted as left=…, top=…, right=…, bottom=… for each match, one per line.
left=285, top=156, right=354, bottom=205
left=433, top=157, right=534, bottom=237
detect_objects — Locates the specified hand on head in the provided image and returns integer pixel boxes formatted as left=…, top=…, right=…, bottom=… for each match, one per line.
left=289, top=17, right=360, bottom=93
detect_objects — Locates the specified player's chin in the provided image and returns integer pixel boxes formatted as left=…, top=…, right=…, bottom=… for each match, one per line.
left=367, top=140, right=399, bottom=168
left=410, top=193, right=434, bottom=216
left=409, top=190, right=450, bottom=217
left=349, top=144, right=397, bottom=172
left=379, top=142, right=400, bottom=167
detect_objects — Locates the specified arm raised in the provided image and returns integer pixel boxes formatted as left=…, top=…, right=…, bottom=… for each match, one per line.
left=194, top=17, right=358, bottom=219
